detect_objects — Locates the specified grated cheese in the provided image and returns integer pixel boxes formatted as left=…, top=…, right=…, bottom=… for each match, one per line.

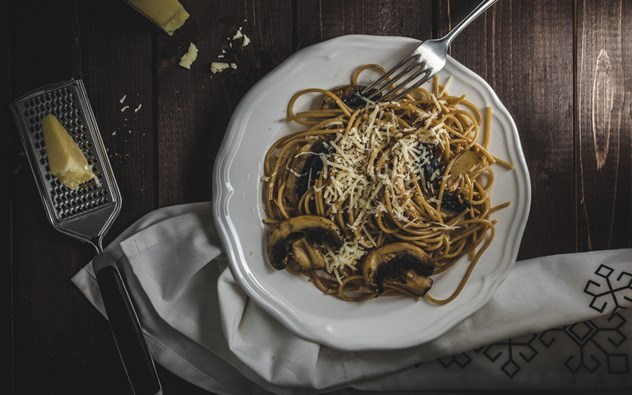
left=211, top=62, right=230, bottom=73
left=281, top=95, right=467, bottom=281
left=324, top=240, right=367, bottom=281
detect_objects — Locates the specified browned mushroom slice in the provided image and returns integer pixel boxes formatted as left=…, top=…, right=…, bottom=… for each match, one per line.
left=383, top=271, right=433, bottom=297
left=321, top=85, right=380, bottom=110
left=285, top=141, right=330, bottom=209
left=267, top=215, right=343, bottom=270
left=449, top=149, right=482, bottom=177
left=363, top=242, right=434, bottom=296
left=286, top=237, right=327, bottom=272
left=441, top=192, right=471, bottom=213
left=321, top=85, right=361, bottom=109
left=285, top=143, right=313, bottom=208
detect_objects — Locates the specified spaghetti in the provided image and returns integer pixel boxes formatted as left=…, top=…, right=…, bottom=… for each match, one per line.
left=263, top=65, right=512, bottom=303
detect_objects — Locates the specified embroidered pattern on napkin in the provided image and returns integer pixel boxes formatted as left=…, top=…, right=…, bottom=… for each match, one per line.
left=585, top=264, right=632, bottom=313
left=437, top=263, right=631, bottom=378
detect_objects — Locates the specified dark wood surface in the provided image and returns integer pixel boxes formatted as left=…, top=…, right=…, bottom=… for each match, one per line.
left=5, top=0, right=631, bottom=394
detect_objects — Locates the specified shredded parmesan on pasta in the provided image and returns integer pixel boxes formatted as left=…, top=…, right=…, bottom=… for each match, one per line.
left=262, top=68, right=510, bottom=302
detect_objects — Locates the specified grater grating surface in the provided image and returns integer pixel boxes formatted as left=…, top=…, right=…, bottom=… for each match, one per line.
left=11, top=80, right=121, bottom=249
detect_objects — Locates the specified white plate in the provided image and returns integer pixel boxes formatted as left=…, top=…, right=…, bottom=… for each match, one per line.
left=213, top=35, right=531, bottom=351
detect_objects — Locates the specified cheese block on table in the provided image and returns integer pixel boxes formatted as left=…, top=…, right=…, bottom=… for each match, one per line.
left=125, top=0, right=190, bottom=35
left=41, top=114, right=95, bottom=190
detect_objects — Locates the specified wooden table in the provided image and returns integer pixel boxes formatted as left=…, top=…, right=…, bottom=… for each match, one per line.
left=4, top=0, right=631, bottom=393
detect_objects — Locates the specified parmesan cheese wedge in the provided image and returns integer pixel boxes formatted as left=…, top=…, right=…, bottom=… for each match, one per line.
left=41, top=114, right=95, bottom=190
left=125, top=0, right=190, bottom=36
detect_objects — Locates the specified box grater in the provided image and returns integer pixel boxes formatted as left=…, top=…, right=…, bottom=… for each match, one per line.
left=11, top=80, right=162, bottom=395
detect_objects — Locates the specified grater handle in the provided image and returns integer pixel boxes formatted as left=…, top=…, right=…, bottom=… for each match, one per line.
left=93, top=253, right=163, bottom=395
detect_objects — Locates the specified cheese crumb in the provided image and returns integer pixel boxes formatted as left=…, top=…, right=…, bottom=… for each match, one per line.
left=178, top=42, right=198, bottom=69
left=210, top=62, right=230, bottom=74
left=209, top=26, right=252, bottom=76
left=119, top=94, right=127, bottom=104
left=121, top=105, right=130, bottom=112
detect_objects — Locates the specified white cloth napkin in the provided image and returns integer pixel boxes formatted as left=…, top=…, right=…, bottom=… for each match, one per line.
left=72, top=202, right=632, bottom=394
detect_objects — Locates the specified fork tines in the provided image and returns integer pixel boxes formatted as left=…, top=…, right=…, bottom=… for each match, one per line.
left=361, top=54, right=433, bottom=103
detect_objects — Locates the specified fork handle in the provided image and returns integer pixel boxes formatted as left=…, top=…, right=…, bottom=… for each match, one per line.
left=441, top=0, right=498, bottom=46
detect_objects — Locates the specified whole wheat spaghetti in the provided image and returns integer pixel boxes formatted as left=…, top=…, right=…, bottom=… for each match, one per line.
left=263, top=65, right=512, bottom=304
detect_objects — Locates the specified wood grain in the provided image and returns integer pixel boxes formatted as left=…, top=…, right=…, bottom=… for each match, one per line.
left=155, top=0, right=293, bottom=206
left=5, top=0, right=632, bottom=394
left=10, top=1, right=93, bottom=393
left=2, top=0, right=13, bottom=388
left=576, top=0, right=632, bottom=250
left=437, top=0, right=576, bottom=259
left=296, top=0, right=433, bottom=48
left=70, top=0, right=159, bottom=393
left=77, top=0, right=157, bottom=238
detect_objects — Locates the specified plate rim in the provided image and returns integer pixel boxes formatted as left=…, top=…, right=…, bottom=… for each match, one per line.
left=213, top=34, right=531, bottom=350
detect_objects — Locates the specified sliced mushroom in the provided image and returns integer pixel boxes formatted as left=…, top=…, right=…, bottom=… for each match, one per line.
left=267, top=215, right=343, bottom=270
left=437, top=149, right=480, bottom=213
left=285, top=141, right=330, bottom=208
left=418, top=143, right=443, bottom=193
left=363, top=242, right=434, bottom=296
left=321, top=85, right=361, bottom=109
left=441, top=192, right=471, bottom=213
left=321, top=85, right=381, bottom=110
left=286, top=237, right=327, bottom=272
left=383, top=271, right=434, bottom=297
left=449, top=149, right=482, bottom=177
left=285, top=143, right=313, bottom=207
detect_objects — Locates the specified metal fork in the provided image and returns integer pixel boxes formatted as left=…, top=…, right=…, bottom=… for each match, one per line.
left=361, top=0, right=498, bottom=103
